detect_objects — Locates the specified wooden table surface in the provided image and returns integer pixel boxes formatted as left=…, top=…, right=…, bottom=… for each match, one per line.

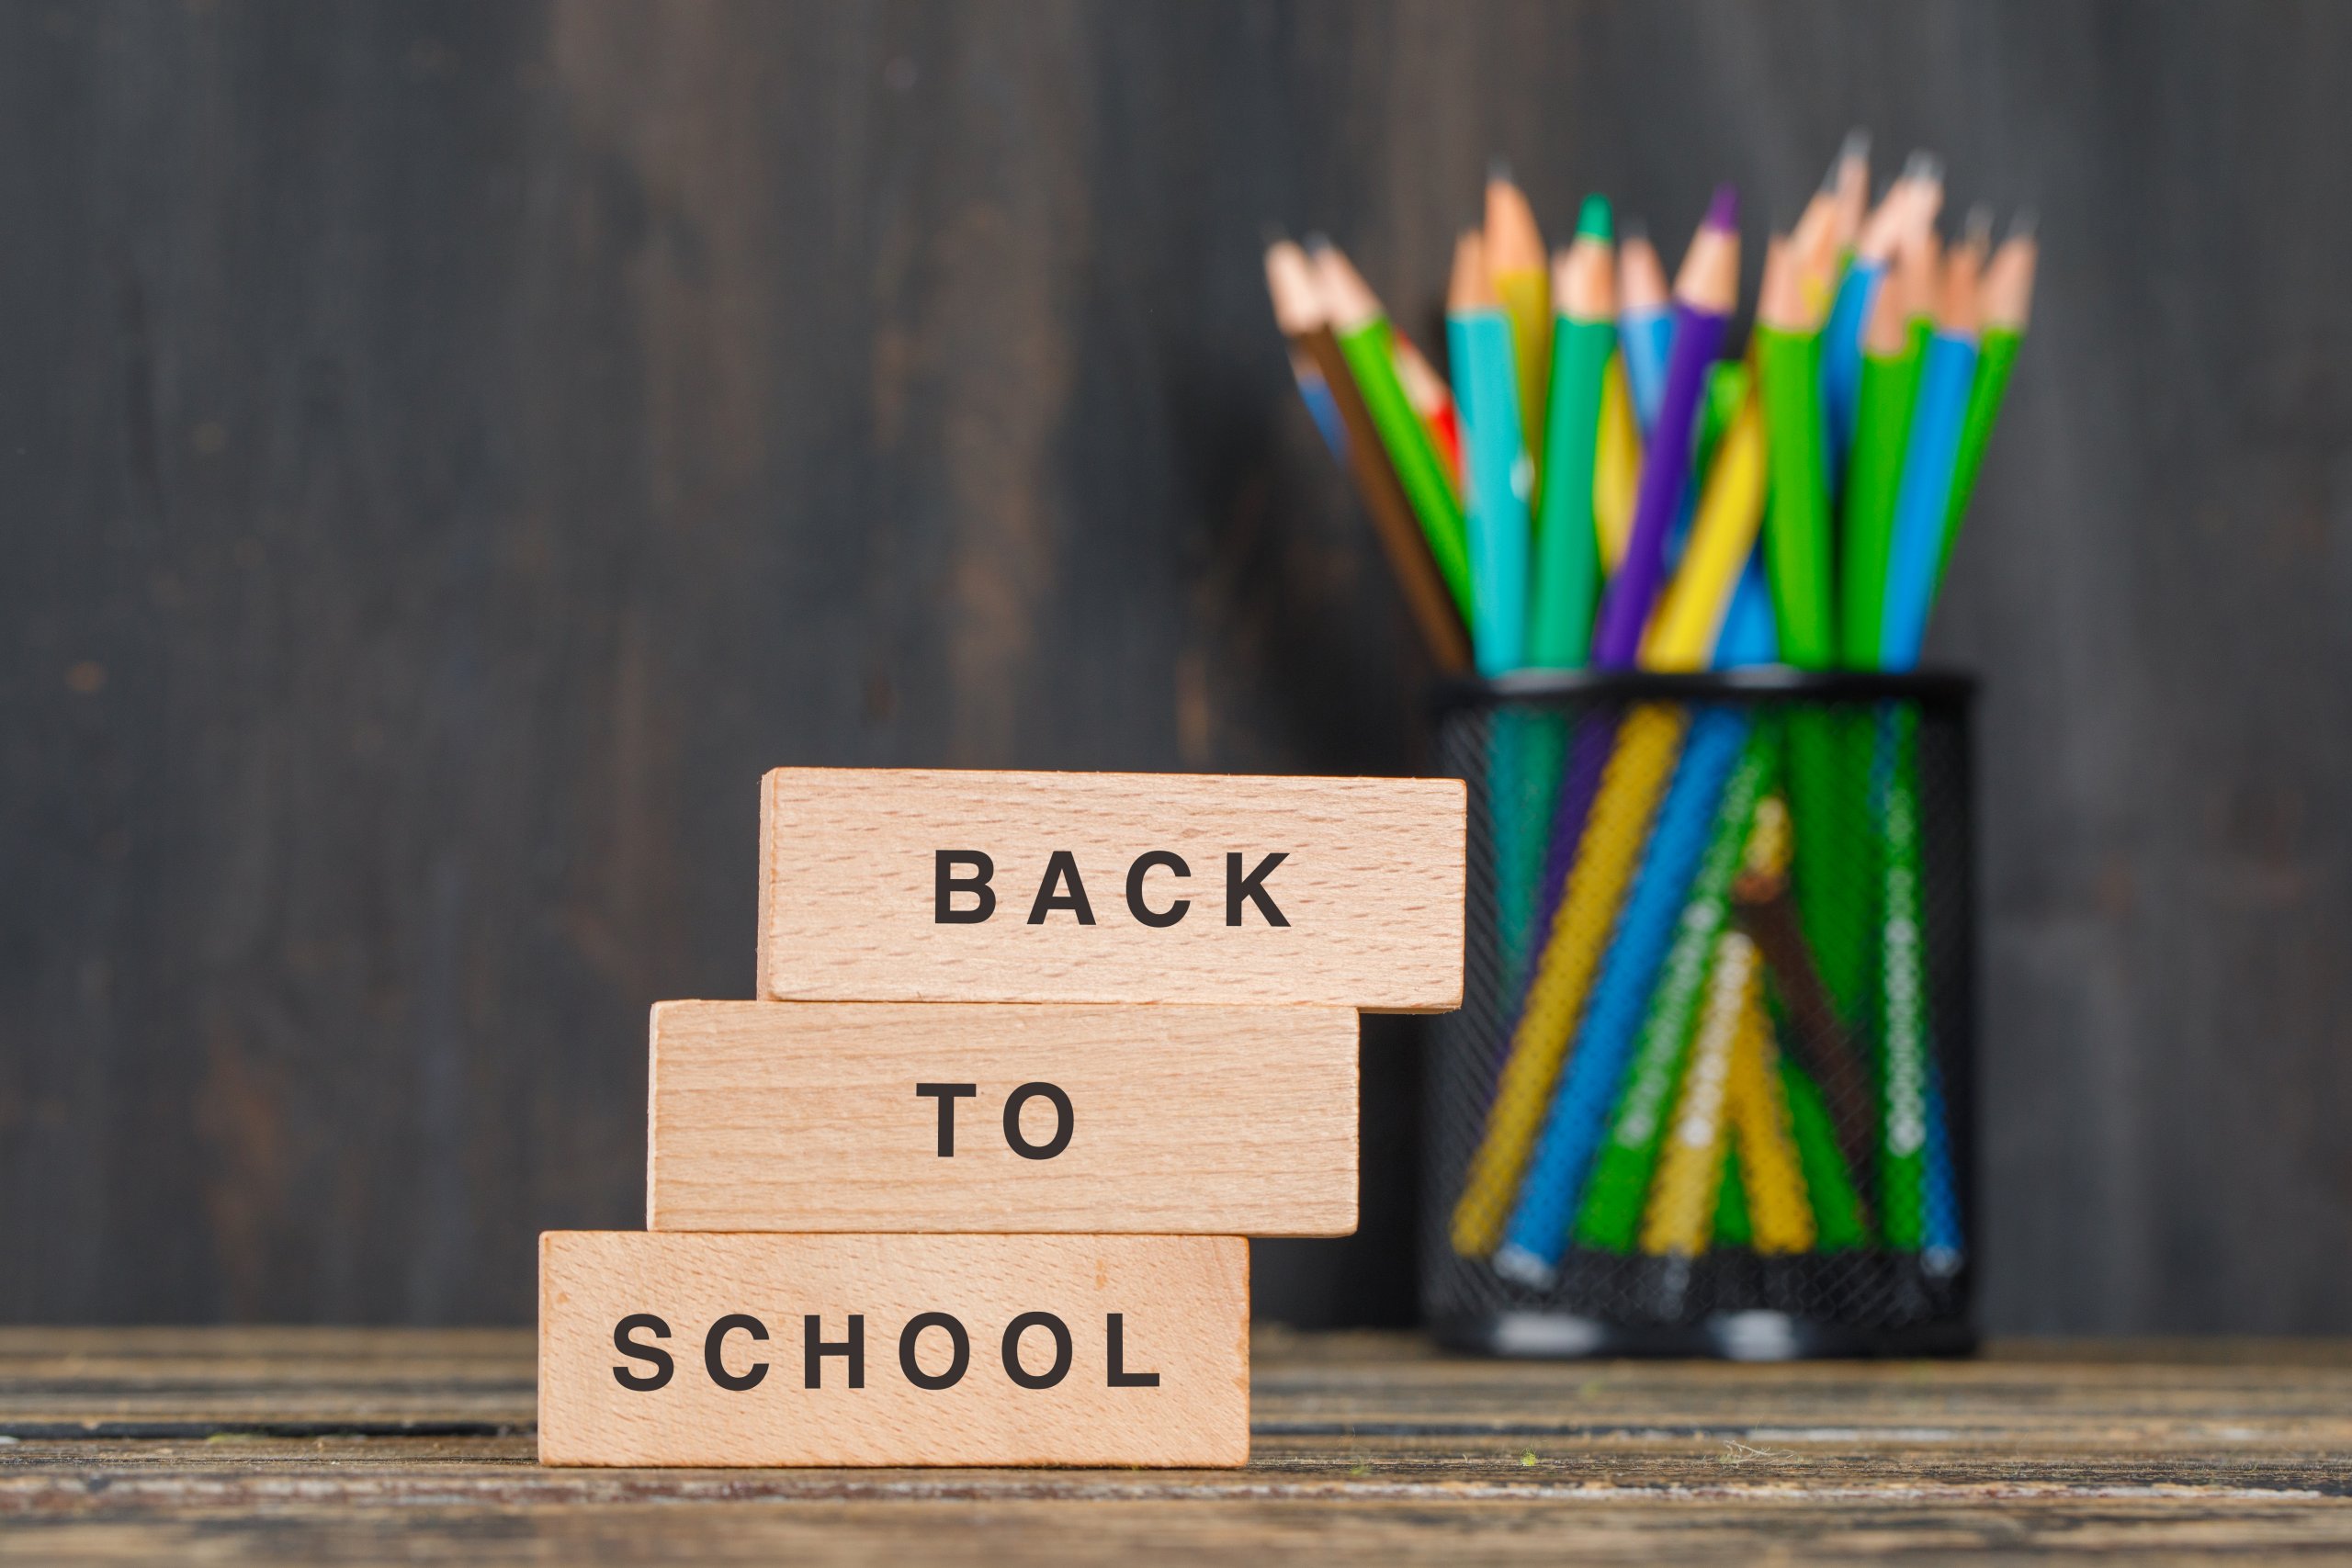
left=5, top=1328, right=2351, bottom=1562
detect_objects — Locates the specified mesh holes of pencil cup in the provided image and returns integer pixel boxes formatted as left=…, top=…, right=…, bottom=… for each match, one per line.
left=1425, top=670, right=1976, bottom=1359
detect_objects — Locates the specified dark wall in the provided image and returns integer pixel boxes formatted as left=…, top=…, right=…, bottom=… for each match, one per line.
left=4, top=0, right=2346, bottom=1331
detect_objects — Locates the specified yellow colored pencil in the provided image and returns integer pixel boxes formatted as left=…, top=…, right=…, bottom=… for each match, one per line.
left=1594, top=356, right=1641, bottom=571
left=1486, top=164, right=1551, bottom=490
left=1640, top=235, right=1771, bottom=673
left=1724, top=993, right=1816, bottom=1254
left=1641, top=925, right=1754, bottom=1257
left=1451, top=702, right=1686, bottom=1255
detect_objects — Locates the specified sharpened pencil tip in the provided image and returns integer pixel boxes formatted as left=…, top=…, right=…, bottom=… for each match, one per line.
left=1623, top=217, right=1649, bottom=244
left=1964, top=203, right=1995, bottom=245
left=2008, top=208, right=2039, bottom=241
left=1303, top=231, right=1333, bottom=256
left=1706, top=183, right=1738, bottom=231
left=1488, top=155, right=1515, bottom=186
left=1840, top=127, right=1871, bottom=164
left=1577, top=193, right=1613, bottom=243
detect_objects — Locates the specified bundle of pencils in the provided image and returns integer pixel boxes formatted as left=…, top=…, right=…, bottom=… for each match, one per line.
left=1265, top=134, right=2037, bottom=1286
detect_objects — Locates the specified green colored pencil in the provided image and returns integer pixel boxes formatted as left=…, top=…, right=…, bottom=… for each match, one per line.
left=1781, top=1055, right=1869, bottom=1248
left=1314, top=241, right=1476, bottom=627
left=1755, top=243, right=1835, bottom=670
left=1933, top=228, right=2037, bottom=601
left=1528, top=196, right=1615, bottom=668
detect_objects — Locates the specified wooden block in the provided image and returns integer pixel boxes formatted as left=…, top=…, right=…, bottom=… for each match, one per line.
left=648, top=1000, right=1357, bottom=1235
left=538, top=1232, right=1249, bottom=1467
left=756, top=767, right=1465, bottom=1010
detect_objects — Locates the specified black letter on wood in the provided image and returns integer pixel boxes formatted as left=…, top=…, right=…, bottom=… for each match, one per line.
left=1001, top=1312, right=1073, bottom=1389
left=703, top=1314, right=769, bottom=1393
left=1125, top=851, right=1192, bottom=927
left=935, top=851, right=996, bottom=924
left=612, top=1314, right=674, bottom=1391
left=804, top=1314, right=865, bottom=1389
left=1027, top=851, right=1095, bottom=924
left=1106, top=1313, right=1160, bottom=1387
left=1226, top=852, right=1290, bottom=926
left=1002, top=1081, right=1074, bottom=1160
left=899, top=1312, right=971, bottom=1391
left=916, top=1082, right=978, bottom=1156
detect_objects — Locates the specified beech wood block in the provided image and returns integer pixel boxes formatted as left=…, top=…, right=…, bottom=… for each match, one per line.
left=756, top=767, right=1464, bottom=1010
left=538, top=1232, right=1250, bottom=1467
left=648, top=1000, right=1357, bottom=1235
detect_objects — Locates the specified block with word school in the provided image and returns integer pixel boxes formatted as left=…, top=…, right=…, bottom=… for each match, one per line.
left=648, top=1000, right=1357, bottom=1235
left=756, top=768, right=1465, bottom=1010
left=539, top=1232, right=1250, bottom=1467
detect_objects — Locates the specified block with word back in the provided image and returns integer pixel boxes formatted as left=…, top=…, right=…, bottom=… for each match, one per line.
left=649, top=1000, right=1357, bottom=1235
left=539, top=1232, right=1249, bottom=1467
left=756, top=768, right=1464, bottom=1010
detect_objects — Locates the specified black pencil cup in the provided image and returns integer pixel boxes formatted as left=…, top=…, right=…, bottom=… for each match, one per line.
left=1423, top=670, right=1977, bottom=1359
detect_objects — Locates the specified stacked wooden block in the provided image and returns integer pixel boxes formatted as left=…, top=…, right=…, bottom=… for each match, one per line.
left=540, top=768, right=1464, bottom=1467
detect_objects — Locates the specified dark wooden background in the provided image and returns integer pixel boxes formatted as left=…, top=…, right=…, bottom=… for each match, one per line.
left=4, top=0, right=2345, bottom=1332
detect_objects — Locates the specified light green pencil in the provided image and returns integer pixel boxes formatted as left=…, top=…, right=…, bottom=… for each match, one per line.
left=1313, top=240, right=1475, bottom=628
left=1934, top=226, right=2037, bottom=602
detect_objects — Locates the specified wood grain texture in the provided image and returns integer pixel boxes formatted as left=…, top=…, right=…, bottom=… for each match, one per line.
left=537, top=1233, right=1250, bottom=1467
left=6, top=0, right=2352, bottom=1335
left=12, top=1330, right=2352, bottom=1561
left=648, top=1000, right=1358, bottom=1235
left=757, top=768, right=1464, bottom=1009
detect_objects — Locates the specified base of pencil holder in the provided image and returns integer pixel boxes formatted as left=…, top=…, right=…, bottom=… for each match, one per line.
left=1422, top=670, right=1977, bottom=1359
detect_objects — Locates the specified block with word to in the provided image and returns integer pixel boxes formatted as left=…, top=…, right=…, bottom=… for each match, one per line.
left=647, top=1000, right=1357, bottom=1235
left=539, top=1232, right=1249, bottom=1467
left=757, top=768, right=1464, bottom=1010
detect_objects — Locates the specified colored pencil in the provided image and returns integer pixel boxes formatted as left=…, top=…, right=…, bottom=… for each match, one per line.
left=1486, top=164, right=1553, bottom=491
left=1640, top=923, right=1754, bottom=1257
left=1756, top=233, right=1837, bottom=668
left=1879, top=230, right=1984, bottom=668
left=1593, top=356, right=1642, bottom=571
left=1528, top=196, right=1616, bottom=669
left=1616, top=224, right=1674, bottom=433
left=1496, top=707, right=1757, bottom=1282
left=1839, top=265, right=1922, bottom=668
left=1573, top=732, right=1773, bottom=1252
left=1392, top=328, right=1466, bottom=490
left=1644, top=366, right=1766, bottom=670
left=1451, top=702, right=1679, bottom=1257
left=1264, top=240, right=1473, bottom=672
left=1593, top=187, right=1739, bottom=667
left=1724, top=987, right=1815, bottom=1254
left=1447, top=231, right=1532, bottom=675
left=1936, top=219, right=2038, bottom=599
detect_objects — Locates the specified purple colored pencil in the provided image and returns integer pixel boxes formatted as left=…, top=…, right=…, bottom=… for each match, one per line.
left=1591, top=186, right=1741, bottom=667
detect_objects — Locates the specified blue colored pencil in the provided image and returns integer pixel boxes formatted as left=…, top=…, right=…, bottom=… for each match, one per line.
left=1878, top=303, right=1980, bottom=666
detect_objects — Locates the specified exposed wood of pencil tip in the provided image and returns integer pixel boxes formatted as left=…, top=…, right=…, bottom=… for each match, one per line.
left=1755, top=233, right=1805, bottom=333
left=1895, top=221, right=1942, bottom=321
left=1670, top=190, right=1740, bottom=315
left=1552, top=235, right=1616, bottom=322
left=1447, top=230, right=1495, bottom=310
left=1482, top=170, right=1546, bottom=279
left=1938, top=231, right=1985, bottom=336
left=1617, top=225, right=1668, bottom=314
left=1983, top=228, right=2041, bottom=331
left=1263, top=240, right=1329, bottom=335
left=1855, top=175, right=1912, bottom=265
left=1308, top=239, right=1384, bottom=332
left=1863, top=253, right=1912, bottom=355
left=1830, top=128, right=1870, bottom=251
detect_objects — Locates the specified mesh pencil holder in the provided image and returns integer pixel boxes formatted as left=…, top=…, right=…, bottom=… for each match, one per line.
left=1424, top=669, right=1976, bottom=1359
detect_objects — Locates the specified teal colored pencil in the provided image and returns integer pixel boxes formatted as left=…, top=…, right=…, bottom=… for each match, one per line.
left=1448, top=232, right=1532, bottom=674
